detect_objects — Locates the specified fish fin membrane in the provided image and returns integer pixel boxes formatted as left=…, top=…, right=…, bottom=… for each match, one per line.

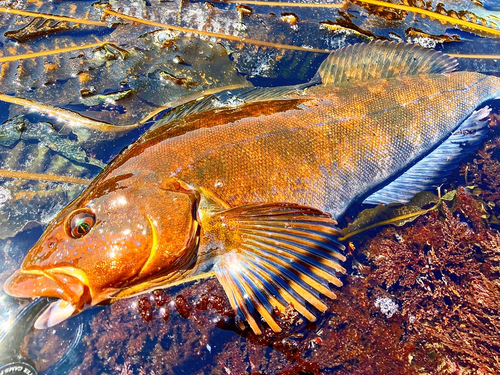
left=149, top=95, right=219, bottom=131
left=151, top=82, right=316, bottom=132
left=363, top=106, right=491, bottom=205
left=316, top=40, right=458, bottom=86
left=212, top=203, right=346, bottom=335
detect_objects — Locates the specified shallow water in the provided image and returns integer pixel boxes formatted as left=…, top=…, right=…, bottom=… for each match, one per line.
left=1, top=1, right=500, bottom=374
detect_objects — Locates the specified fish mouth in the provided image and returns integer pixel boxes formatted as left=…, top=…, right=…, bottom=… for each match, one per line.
left=3, top=267, right=91, bottom=308
left=4, top=267, right=92, bottom=329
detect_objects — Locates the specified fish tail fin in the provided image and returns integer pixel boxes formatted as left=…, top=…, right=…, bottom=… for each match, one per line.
left=209, top=203, right=346, bottom=335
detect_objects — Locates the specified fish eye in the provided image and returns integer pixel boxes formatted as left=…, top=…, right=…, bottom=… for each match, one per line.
left=66, top=209, right=96, bottom=239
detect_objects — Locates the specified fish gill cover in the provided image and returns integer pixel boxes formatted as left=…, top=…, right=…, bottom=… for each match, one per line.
left=0, top=0, right=499, bottom=374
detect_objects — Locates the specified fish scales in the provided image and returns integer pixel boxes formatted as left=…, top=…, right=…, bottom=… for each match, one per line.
left=105, top=72, right=498, bottom=219
left=4, top=42, right=500, bottom=334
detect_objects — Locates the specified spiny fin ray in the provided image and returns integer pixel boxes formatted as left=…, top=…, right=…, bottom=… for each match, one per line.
left=316, top=40, right=458, bottom=86
left=212, top=203, right=345, bottom=334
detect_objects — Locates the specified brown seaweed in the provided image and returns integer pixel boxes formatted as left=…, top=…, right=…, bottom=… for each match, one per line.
left=366, top=188, right=500, bottom=373
left=4, top=18, right=76, bottom=43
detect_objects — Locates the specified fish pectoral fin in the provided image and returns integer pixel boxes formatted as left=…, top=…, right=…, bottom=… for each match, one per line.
left=34, top=299, right=76, bottom=329
left=210, top=203, right=346, bottom=335
left=315, top=40, right=458, bottom=86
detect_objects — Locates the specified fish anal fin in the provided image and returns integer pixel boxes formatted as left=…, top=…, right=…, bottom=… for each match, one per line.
left=316, top=40, right=458, bottom=86
left=207, top=203, right=346, bottom=335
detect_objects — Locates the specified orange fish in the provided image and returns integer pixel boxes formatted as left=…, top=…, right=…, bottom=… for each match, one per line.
left=4, top=42, right=500, bottom=334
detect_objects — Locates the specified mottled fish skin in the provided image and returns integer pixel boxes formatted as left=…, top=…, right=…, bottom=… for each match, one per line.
left=108, top=71, right=500, bottom=219
left=4, top=42, right=500, bottom=333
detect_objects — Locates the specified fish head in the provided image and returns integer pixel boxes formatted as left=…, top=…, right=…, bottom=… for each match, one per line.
left=3, top=174, right=199, bottom=328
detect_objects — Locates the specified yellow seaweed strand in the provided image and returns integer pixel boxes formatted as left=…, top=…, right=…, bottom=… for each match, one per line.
left=0, top=6, right=108, bottom=26
left=448, top=53, right=500, bottom=59
left=0, top=41, right=108, bottom=63
left=0, top=93, right=141, bottom=132
left=0, top=84, right=254, bottom=133
left=355, top=0, right=500, bottom=37
left=225, top=0, right=343, bottom=7
left=0, top=169, right=91, bottom=185
left=339, top=207, right=434, bottom=241
left=102, top=8, right=330, bottom=53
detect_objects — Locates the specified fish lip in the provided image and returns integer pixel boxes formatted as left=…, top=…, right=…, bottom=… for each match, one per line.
left=3, top=267, right=91, bottom=309
left=3, top=269, right=62, bottom=299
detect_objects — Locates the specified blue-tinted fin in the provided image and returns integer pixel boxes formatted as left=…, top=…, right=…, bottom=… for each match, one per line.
left=316, top=40, right=458, bottom=86
left=212, top=203, right=346, bottom=335
left=363, top=106, right=491, bottom=205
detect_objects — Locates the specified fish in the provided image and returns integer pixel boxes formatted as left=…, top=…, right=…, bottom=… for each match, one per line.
left=3, top=41, right=500, bottom=334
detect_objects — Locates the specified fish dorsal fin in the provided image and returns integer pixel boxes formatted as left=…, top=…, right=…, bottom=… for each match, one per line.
left=363, top=106, right=491, bottom=206
left=150, top=82, right=316, bottom=132
left=209, top=203, right=346, bottom=334
left=149, top=95, right=218, bottom=131
left=316, top=41, right=458, bottom=86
